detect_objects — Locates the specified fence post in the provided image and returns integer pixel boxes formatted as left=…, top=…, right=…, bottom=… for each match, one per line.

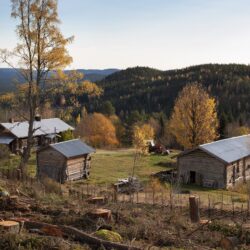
left=208, top=194, right=211, bottom=218
left=152, top=187, right=155, bottom=206
left=248, top=196, right=250, bottom=217
left=189, top=195, right=200, bottom=223
left=170, top=189, right=173, bottom=210
left=221, top=192, right=224, bottom=215
left=232, top=199, right=235, bottom=218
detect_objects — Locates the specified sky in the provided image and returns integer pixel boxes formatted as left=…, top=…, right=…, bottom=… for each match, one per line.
left=1, top=0, right=250, bottom=70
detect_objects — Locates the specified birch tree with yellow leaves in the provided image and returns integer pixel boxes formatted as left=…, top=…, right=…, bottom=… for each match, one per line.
left=0, top=0, right=73, bottom=174
left=133, top=124, right=155, bottom=154
left=169, top=83, right=218, bottom=149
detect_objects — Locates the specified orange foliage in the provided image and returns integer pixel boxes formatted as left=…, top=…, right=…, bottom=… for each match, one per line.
left=75, top=113, right=118, bottom=148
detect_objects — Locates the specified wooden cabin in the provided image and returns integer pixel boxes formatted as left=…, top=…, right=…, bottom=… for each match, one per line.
left=0, top=117, right=74, bottom=154
left=178, top=135, right=250, bottom=189
left=37, top=139, right=95, bottom=183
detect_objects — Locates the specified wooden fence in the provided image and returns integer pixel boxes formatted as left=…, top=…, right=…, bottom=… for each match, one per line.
left=1, top=168, right=249, bottom=219
left=67, top=183, right=250, bottom=219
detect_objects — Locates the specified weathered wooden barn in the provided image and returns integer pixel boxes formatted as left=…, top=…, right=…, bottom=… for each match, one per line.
left=0, top=118, right=74, bottom=154
left=37, top=139, right=95, bottom=183
left=178, top=135, right=250, bottom=189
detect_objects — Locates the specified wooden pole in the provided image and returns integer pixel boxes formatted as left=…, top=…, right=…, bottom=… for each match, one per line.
left=189, top=195, right=200, bottom=223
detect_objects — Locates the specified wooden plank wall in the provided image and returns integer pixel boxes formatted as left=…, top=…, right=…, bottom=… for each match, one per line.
left=178, top=149, right=226, bottom=188
left=37, top=148, right=66, bottom=182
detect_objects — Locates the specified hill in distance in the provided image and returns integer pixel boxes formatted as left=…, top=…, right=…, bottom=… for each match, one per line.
left=98, top=64, right=250, bottom=123
left=0, top=68, right=119, bottom=92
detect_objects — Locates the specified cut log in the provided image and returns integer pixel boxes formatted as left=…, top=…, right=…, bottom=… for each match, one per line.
left=200, top=219, right=210, bottom=225
left=61, top=225, right=142, bottom=250
left=24, top=220, right=142, bottom=250
left=189, top=196, right=200, bottom=223
left=88, top=208, right=112, bottom=220
left=0, top=220, right=19, bottom=233
left=87, top=196, right=106, bottom=204
left=220, top=236, right=239, bottom=250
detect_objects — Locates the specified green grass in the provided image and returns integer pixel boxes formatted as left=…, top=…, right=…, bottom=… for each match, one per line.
left=0, top=153, right=37, bottom=177
left=85, top=149, right=177, bottom=185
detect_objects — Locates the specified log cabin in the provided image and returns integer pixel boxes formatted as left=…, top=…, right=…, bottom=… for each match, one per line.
left=177, top=135, right=250, bottom=189
left=0, top=117, right=74, bottom=154
left=37, top=139, right=95, bottom=183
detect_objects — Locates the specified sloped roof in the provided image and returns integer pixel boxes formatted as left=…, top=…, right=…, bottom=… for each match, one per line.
left=199, top=135, right=250, bottom=164
left=0, top=118, right=74, bottom=138
left=50, top=139, right=95, bottom=158
left=0, top=135, right=15, bottom=144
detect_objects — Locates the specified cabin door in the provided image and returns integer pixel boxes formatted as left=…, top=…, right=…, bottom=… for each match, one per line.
left=190, top=171, right=196, bottom=184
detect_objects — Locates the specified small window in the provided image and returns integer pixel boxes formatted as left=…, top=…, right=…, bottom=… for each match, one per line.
left=247, top=165, right=250, bottom=170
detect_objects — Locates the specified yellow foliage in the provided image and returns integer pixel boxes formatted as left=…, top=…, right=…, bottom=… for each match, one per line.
left=169, top=83, right=218, bottom=149
left=75, top=114, right=81, bottom=125
left=133, top=124, right=155, bottom=154
left=78, top=81, right=103, bottom=97
left=230, top=126, right=250, bottom=136
left=0, top=92, right=15, bottom=104
left=75, top=113, right=119, bottom=148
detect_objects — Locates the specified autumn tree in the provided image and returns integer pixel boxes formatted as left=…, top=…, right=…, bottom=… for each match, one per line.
left=109, top=114, right=126, bottom=145
left=133, top=124, right=155, bottom=154
left=0, top=0, right=73, bottom=174
left=226, top=123, right=250, bottom=137
left=169, top=83, right=218, bottom=149
left=75, top=113, right=118, bottom=148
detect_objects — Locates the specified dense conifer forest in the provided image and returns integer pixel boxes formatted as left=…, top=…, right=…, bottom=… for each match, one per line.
left=97, top=64, right=250, bottom=125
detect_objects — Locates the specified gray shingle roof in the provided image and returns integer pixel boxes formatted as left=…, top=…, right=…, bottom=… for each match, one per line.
left=0, top=118, right=74, bottom=138
left=199, top=135, right=250, bottom=163
left=50, top=139, right=95, bottom=158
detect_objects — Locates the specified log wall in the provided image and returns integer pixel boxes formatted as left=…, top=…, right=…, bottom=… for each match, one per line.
left=66, top=156, right=86, bottom=181
left=37, top=148, right=91, bottom=183
left=226, top=155, right=250, bottom=188
left=178, top=149, right=226, bottom=188
left=178, top=149, right=250, bottom=189
left=37, top=148, right=66, bottom=182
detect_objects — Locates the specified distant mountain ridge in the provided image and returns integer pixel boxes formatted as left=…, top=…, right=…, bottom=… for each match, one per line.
left=0, top=68, right=120, bottom=92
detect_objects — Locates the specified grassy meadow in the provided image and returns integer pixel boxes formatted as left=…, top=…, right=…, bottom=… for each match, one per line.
left=86, top=149, right=178, bottom=185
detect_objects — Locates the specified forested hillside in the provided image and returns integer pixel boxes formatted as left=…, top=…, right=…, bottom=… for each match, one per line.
left=98, top=64, right=250, bottom=125
left=0, top=64, right=250, bottom=145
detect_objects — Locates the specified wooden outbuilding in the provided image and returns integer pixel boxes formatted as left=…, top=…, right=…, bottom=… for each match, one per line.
left=37, top=139, right=95, bottom=183
left=0, top=117, right=74, bottom=154
left=178, top=135, right=250, bottom=189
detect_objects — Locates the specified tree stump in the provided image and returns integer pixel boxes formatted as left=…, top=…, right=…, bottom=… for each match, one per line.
left=220, top=236, right=239, bottom=250
left=87, top=196, right=106, bottom=205
left=88, top=208, right=112, bottom=220
left=189, top=195, right=200, bottom=223
left=0, top=220, right=20, bottom=233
